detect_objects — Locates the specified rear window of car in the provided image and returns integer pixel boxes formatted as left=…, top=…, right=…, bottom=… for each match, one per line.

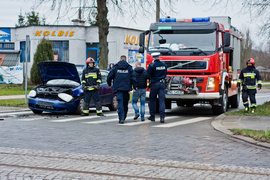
left=46, top=79, right=80, bottom=87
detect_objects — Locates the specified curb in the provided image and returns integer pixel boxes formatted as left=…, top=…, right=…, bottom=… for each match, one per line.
left=211, top=114, right=270, bottom=149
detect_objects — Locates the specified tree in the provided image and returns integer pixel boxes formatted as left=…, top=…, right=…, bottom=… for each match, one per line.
left=30, top=38, right=54, bottom=85
left=36, top=0, right=176, bottom=70
left=16, top=11, right=46, bottom=27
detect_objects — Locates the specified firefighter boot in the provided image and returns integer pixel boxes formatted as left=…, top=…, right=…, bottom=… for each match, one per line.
left=244, top=104, right=249, bottom=113
left=251, top=107, right=256, bottom=114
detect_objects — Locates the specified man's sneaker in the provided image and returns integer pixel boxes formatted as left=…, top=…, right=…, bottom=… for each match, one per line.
left=97, top=113, right=105, bottom=116
left=148, top=116, right=155, bottom=121
left=81, top=113, right=89, bottom=116
left=119, top=120, right=124, bottom=124
left=133, top=114, right=140, bottom=120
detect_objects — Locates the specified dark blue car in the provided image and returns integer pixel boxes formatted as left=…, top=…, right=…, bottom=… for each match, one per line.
left=28, top=61, right=117, bottom=114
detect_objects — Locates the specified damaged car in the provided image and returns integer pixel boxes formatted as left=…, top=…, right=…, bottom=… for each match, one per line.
left=28, top=61, right=117, bottom=114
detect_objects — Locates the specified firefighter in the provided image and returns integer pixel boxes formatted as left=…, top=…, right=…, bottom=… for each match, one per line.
left=237, top=58, right=262, bottom=113
left=147, top=52, right=167, bottom=123
left=81, top=57, right=104, bottom=116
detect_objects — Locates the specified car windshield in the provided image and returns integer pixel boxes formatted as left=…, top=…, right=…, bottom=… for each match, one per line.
left=148, top=29, right=216, bottom=52
left=46, top=79, right=80, bottom=87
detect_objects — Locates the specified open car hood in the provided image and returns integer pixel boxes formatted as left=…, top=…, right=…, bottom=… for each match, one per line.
left=38, top=61, right=81, bottom=84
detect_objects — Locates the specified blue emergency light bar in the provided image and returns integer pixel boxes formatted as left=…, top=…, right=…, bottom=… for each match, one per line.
left=159, top=17, right=210, bottom=23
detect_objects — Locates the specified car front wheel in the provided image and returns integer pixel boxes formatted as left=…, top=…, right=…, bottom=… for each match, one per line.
left=75, top=98, right=84, bottom=115
left=108, top=94, right=118, bottom=111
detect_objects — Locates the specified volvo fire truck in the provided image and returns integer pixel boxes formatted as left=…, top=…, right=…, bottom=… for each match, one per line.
left=138, top=16, right=242, bottom=115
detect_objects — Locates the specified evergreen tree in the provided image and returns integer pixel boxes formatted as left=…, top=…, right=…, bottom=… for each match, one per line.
left=16, top=11, right=46, bottom=27
left=16, top=12, right=25, bottom=27
left=30, top=38, right=54, bottom=85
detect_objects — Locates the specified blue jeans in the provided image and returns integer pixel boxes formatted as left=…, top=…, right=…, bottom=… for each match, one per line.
left=116, top=91, right=130, bottom=121
left=132, top=89, right=146, bottom=120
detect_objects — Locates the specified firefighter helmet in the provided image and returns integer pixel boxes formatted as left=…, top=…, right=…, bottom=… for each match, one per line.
left=246, top=58, right=255, bottom=66
left=86, top=57, right=95, bottom=65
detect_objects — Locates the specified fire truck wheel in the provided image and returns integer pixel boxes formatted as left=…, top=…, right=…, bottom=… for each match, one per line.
left=212, top=87, right=228, bottom=115
left=229, top=88, right=240, bottom=108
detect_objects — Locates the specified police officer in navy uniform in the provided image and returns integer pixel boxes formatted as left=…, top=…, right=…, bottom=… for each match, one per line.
left=81, top=57, right=104, bottom=116
left=147, top=52, right=167, bottom=123
left=107, top=55, right=137, bottom=124
left=237, top=58, right=262, bottom=113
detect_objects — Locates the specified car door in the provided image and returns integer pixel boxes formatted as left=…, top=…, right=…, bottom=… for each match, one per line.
left=99, top=71, right=113, bottom=105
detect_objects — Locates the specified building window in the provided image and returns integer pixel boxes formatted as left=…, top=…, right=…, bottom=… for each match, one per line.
left=86, top=43, right=99, bottom=63
left=52, top=41, right=69, bottom=62
left=20, top=41, right=30, bottom=63
left=0, top=42, right=14, bottom=50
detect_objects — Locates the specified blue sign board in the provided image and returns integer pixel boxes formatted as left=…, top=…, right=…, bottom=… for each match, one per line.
left=0, top=28, right=11, bottom=42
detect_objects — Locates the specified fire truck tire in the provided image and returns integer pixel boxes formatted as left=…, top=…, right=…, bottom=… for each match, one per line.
left=229, top=88, right=240, bottom=108
left=212, top=87, right=228, bottom=115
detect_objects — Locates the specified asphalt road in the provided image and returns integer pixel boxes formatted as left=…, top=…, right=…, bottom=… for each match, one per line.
left=0, top=92, right=270, bottom=171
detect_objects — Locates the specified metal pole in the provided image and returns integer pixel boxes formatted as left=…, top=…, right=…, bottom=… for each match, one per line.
left=156, top=0, right=160, bottom=22
left=25, top=35, right=30, bottom=104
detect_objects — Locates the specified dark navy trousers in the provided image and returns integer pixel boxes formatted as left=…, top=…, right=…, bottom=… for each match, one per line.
left=116, top=91, right=130, bottom=121
left=149, top=81, right=166, bottom=118
left=242, top=89, right=257, bottom=106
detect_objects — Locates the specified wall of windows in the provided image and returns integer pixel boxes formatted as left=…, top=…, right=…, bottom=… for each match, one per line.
left=0, top=42, right=14, bottom=50
left=52, top=41, right=69, bottom=62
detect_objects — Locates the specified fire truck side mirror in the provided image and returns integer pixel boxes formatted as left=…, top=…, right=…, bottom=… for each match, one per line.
left=224, top=32, right=231, bottom=47
left=139, top=33, right=145, bottom=47
left=223, top=47, right=230, bottom=53
left=139, top=47, right=145, bottom=53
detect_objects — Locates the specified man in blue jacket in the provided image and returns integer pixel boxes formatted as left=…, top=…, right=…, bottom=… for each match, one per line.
left=147, top=52, right=167, bottom=123
left=132, top=61, right=149, bottom=121
left=107, top=55, right=137, bottom=124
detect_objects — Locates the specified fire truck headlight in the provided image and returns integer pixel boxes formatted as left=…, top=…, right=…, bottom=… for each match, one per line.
left=206, top=77, right=215, bottom=91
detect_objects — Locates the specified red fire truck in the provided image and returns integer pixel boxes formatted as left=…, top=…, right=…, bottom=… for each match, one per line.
left=138, top=16, right=242, bottom=115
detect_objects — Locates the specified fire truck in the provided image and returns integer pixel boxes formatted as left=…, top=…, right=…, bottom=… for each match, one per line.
left=138, top=16, right=242, bottom=115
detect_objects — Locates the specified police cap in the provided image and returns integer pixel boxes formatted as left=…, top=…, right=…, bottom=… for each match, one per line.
left=152, top=52, right=160, bottom=58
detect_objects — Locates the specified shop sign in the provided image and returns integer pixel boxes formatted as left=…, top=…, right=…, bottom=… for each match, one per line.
left=35, top=30, right=75, bottom=37
left=124, top=35, right=139, bottom=45
left=0, top=29, right=11, bottom=42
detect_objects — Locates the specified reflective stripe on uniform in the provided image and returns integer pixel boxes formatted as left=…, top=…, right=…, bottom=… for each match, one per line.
left=251, top=104, right=257, bottom=107
left=82, top=80, right=86, bottom=83
left=243, top=101, right=249, bottom=105
left=83, top=110, right=89, bottom=114
left=97, top=79, right=101, bottom=83
left=87, top=87, right=95, bottom=91
left=243, top=72, right=256, bottom=78
left=258, top=80, right=262, bottom=84
left=237, top=79, right=242, bottom=83
left=85, top=72, right=97, bottom=78
left=96, top=110, right=103, bottom=114
left=246, top=85, right=256, bottom=89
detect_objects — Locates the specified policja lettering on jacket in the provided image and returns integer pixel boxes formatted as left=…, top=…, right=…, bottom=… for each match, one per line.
left=117, top=70, right=129, bottom=73
left=156, top=66, right=166, bottom=70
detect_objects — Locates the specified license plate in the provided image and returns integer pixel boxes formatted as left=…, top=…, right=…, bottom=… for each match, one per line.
left=167, top=90, right=184, bottom=95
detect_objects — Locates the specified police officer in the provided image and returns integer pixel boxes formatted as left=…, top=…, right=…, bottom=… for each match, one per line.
left=107, top=55, right=137, bottom=124
left=81, top=57, right=104, bottom=116
left=147, top=52, right=167, bottom=123
left=237, top=58, right=262, bottom=113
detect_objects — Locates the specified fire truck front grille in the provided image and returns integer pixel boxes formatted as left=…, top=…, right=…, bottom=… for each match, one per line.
left=163, top=60, right=208, bottom=70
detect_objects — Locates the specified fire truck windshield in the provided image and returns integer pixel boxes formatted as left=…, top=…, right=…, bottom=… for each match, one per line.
left=148, top=29, right=217, bottom=55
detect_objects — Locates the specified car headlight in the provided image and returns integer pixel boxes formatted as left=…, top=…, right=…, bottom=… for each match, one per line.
left=206, top=77, right=215, bottom=91
left=58, top=93, right=73, bottom=102
left=29, top=90, right=37, bottom=97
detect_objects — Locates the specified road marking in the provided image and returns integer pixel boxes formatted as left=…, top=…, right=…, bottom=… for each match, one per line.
left=84, top=117, right=134, bottom=124
left=0, top=111, right=33, bottom=117
left=153, top=117, right=212, bottom=128
left=50, top=113, right=118, bottom=122
left=120, top=116, right=179, bottom=126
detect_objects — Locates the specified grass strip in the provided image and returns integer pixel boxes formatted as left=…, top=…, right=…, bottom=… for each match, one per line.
left=0, top=99, right=28, bottom=108
left=231, top=128, right=270, bottom=143
left=226, top=101, right=270, bottom=116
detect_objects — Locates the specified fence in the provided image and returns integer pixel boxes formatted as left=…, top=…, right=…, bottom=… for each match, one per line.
left=259, top=70, right=270, bottom=81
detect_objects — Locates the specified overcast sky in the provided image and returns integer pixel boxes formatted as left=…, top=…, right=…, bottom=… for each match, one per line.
left=0, top=0, right=264, bottom=48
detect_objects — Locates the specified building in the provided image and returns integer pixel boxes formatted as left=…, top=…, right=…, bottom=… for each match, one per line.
left=0, top=25, right=144, bottom=77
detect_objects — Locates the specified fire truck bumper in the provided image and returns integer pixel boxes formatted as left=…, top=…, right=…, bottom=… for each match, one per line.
left=146, top=92, right=220, bottom=100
